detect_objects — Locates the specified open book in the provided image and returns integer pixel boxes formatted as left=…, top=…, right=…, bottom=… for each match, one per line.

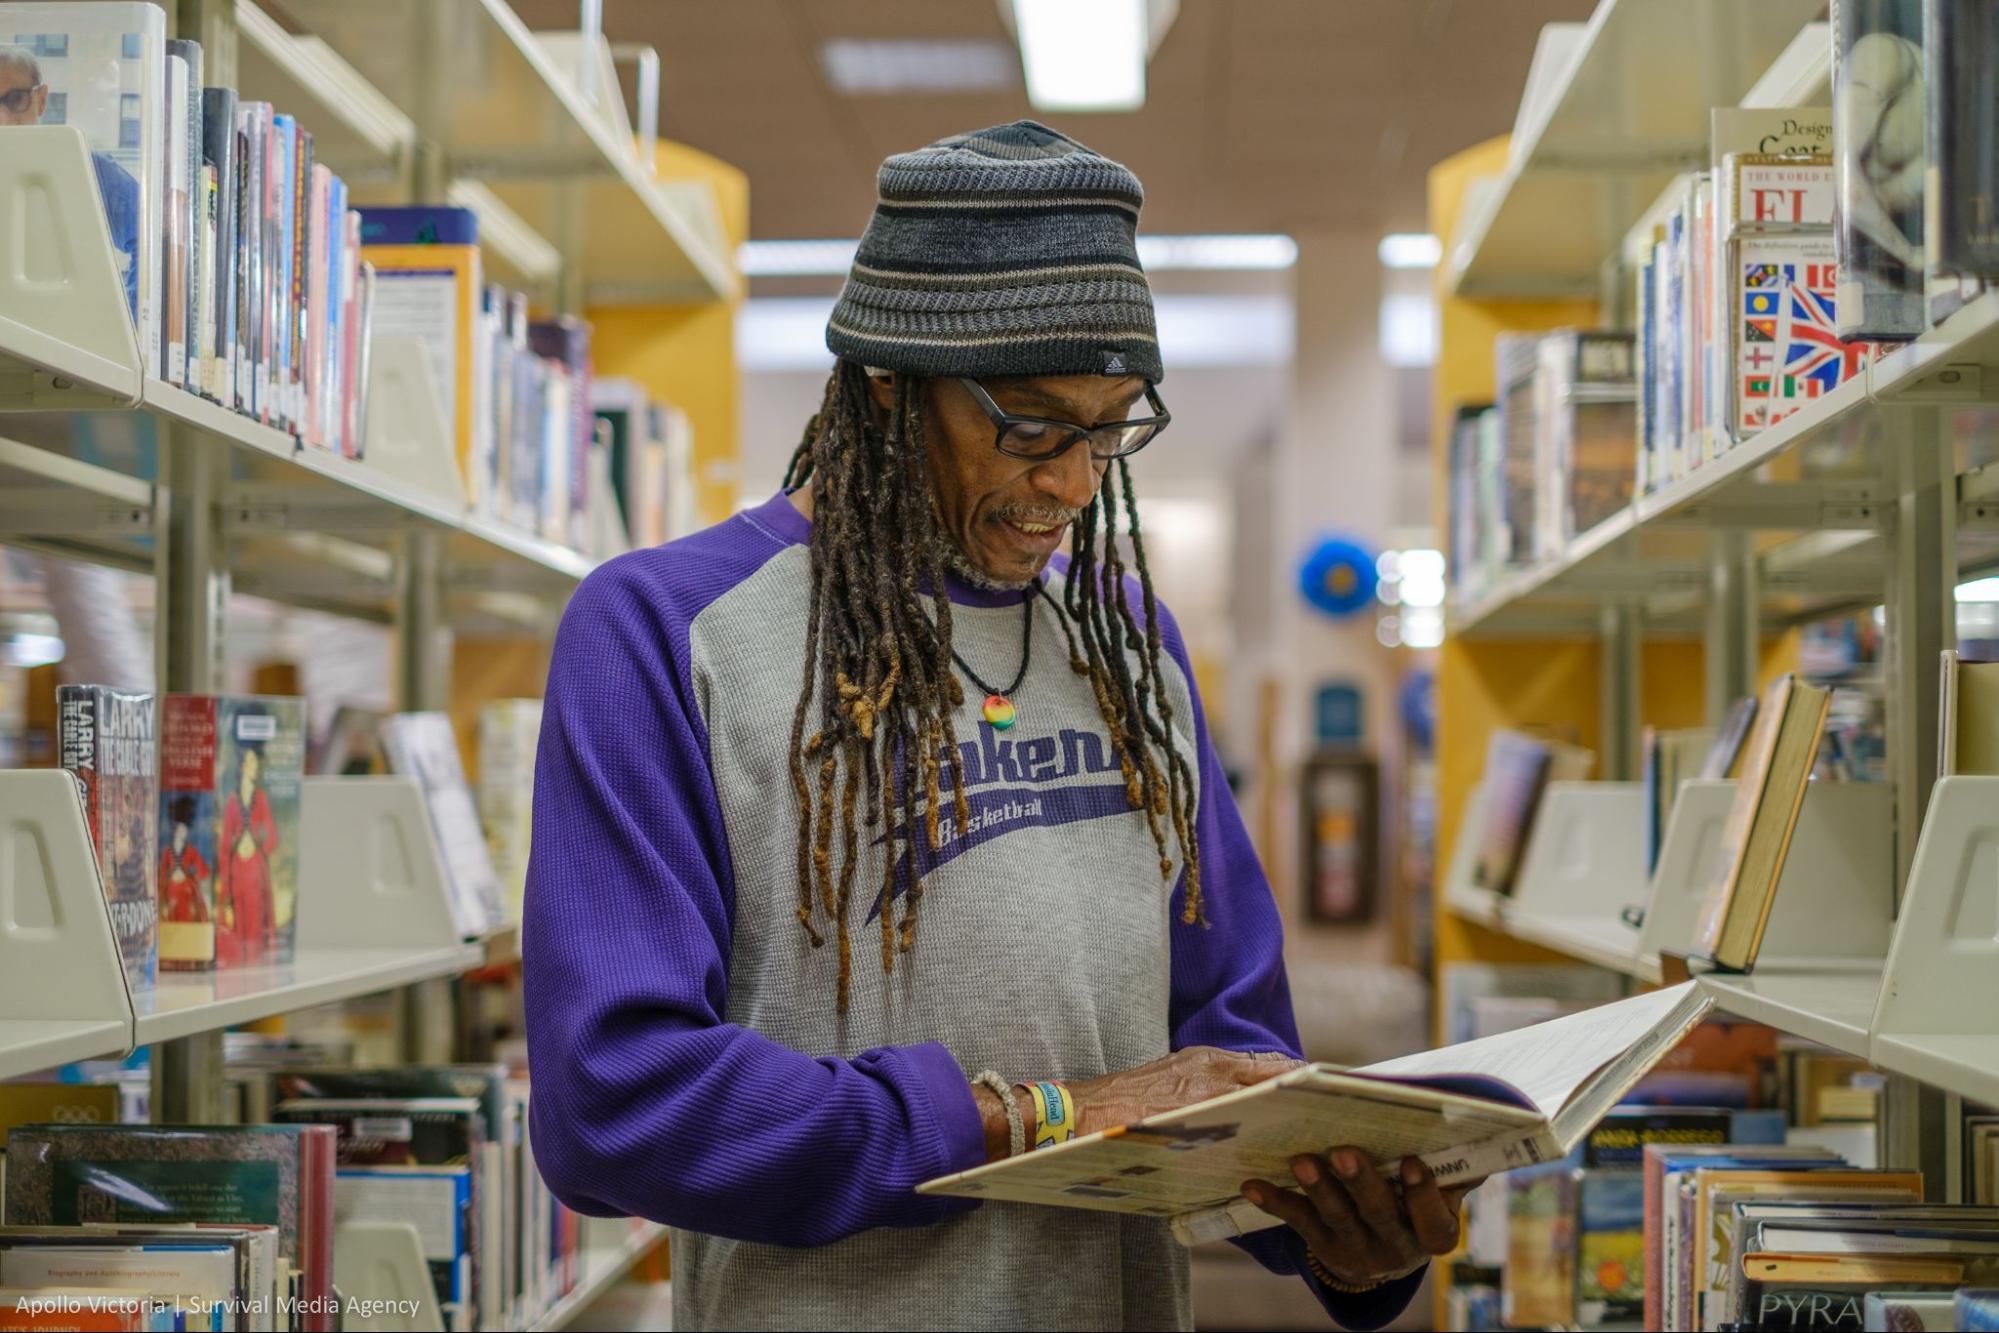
left=919, top=982, right=1710, bottom=1246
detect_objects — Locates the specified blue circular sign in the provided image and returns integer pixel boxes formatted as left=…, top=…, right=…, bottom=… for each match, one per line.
left=1298, top=536, right=1378, bottom=619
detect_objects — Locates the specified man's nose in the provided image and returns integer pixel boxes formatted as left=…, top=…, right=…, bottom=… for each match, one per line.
left=1028, top=442, right=1104, bottom=510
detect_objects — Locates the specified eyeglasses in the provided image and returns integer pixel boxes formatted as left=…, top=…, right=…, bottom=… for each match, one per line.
left=956, top=377, right=1170, bottom=463
left=0, top=85, right=43, bottom=115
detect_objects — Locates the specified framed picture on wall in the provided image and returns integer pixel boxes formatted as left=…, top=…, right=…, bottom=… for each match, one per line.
left=1299, top=748, right=1379, bottom=925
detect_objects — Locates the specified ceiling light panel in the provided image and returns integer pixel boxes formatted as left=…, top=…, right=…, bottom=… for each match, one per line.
left=820, top=38, right=1019, bottom=95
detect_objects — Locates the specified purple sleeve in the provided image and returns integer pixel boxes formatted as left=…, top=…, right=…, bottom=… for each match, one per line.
left=1159, top=607, right=1423, bottom=1328
left=521, top=555, right=986, bottom=1247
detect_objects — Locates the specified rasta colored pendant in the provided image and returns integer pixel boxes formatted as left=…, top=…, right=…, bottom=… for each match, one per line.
left=953, top=587, right=1036, bottom=731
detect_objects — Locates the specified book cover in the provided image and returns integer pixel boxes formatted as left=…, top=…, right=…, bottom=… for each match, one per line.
left=1833, top=0, right=1927, bottom=340
left=1960, top=1288, right=1999, bottom=1332
left=921, top=984, right=1712, bottom=1244
left=1701, top=695, right=1761, bottom=779
left=358, top=207, right=482, bottom=482
left=56, top=685, right=157, bottom=993
left=477, top=701, right=541, bottom=925
left=332, top=1167, right=470, bottom=1328
left=1472, top=729, right=1552, bottom=896
left=1502, top=1161, right=1576, bottom=1328
left=158, top=695, right=305, bottom=972
left=1864, top=1291, right=1962, bottom=1331
left=1694, top=674, right=1833, bottom=970
left=0, top=1086, right=120, bottom=1148
left=1923, top=1, right=1998, bottom=323
left=1574, top=1169, right=1642, bottom=1326
left=379, top=712, right=504, bottom=938
left=0, top=3, right=164, bottom=362
left=1924, top=0, right=1999, bottom=277
left=2, top=1124, right=335, bottom=1331
left=1582, top=1105, right=1785, bottom=1169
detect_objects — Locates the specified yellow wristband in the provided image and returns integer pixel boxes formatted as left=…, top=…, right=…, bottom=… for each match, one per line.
left=1029, top=1081, right=1075, bottom=1150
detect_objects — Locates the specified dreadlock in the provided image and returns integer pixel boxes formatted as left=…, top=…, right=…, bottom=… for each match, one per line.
left=784, top=360, right=1203, bottom=1013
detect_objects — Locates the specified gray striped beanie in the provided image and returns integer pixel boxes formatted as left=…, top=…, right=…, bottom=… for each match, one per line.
left=825, top=120, right=1162, bottom=383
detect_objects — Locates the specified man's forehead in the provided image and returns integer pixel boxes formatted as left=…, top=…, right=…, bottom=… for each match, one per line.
left=986, top=374, right=1146, bottom=411
left=0, top=62, right=34, bottom=88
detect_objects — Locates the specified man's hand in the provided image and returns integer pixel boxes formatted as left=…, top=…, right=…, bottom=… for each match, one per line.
left=1242, top=1151, right=1471, bottom=1288
left=974, top=1047, right=1298, bottom=1162
left=1068, top=1046, right=1299, bottom=1137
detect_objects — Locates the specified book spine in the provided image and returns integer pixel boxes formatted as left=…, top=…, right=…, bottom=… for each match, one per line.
left=1169, top=1127, right=1565, bottom=1246
left=292, top=130, right=313, bottom=438
left=163, top=53, right=189, bottom=388
left=158, top=693, right=219, bottom=972
left=203, top=88, right=238, bottom=404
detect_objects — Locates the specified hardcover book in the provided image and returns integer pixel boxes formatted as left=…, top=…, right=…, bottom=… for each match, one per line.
left=199, top=85, right=235, bottom=404
left=1574, top=1170, right=1642, bottom=1326
left=1832, top=0, right=1927, bottom=339
left=920, top=983, right=1711, bottom=1246
left=56, top=685, right=157, bottom=993
left=2, top=1123, right=335, bottom=1332
left=1693, top=673, right=1832, bottom=971
left=358, top=207, right=483, bottom=483
left=158, top=694, right=306, bottom=971
left=0, top=3, right=165, bottom=362
left=1503, top=1161, right=1576, bottom=1328
left=379, top=712, right=504, bottom=938
left=477, top=700, right=541, bottom=925
left=1471, top=729, right=1592, bottom=896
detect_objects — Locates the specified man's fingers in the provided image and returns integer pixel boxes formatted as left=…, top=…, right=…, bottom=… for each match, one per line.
left=1228, top=1052, right=1302, bottom=1085
left=1324, top=1147, right=1402, bottom=1240
left=1288, top=1154, right=1370, bottom=1250
left=1398, top=1158, right=1463, bottom=1254
left=1241, top=1179, right=1336, bottom=1252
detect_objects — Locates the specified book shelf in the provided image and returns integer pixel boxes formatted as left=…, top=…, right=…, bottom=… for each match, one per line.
left=1432, top=8, right=1999, bottom=1282
left=527, top=1221, right=669, bottom=1333
left=0, top=1, right=728, bottom=1318
left=1445, top=0, right=1824, bottom=299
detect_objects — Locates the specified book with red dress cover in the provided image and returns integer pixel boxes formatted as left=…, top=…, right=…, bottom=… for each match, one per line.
left=56, top=686, right=157, bottom=993
left=157, top=695, right=305, bottom=971
left=2, top=1123, right=336, bottom=1331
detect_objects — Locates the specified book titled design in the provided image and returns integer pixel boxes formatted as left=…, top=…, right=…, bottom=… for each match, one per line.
left=158, top=695, right=306, bottom=971
left=56, top=685, right=157, bottom=993
left=920, top=983, right=1711, bottom=1246
left=380, top=712, right=505, bottom=938
left=1693, top=673, right=1832, bottom=971
left=0, top=3, right=165, bottom=365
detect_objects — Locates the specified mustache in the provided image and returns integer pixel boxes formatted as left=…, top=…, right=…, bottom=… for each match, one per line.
left=990, top=505, right=1082, bottom=526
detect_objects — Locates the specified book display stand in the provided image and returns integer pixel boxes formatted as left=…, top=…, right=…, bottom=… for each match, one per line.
left=0, top=771, right=478, bottom=1066
left=1871, top=776, right=1999, bottom=1106
left=0, top=128, right=145, bottom=410
left=335, top=1221, right=447, bottom=1333
left=1500, top=781, right=1650, bottom=972
left=0, top=771, right=140, bottom=1080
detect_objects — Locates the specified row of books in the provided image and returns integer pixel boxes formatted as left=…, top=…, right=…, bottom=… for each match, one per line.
left=1447, top=327, right=1640, bottom=605
left=1471, top=671, right=1832, bottom=972
left=1440, top=971, right=1999, bottom=1332
left=1634, top=109, right=1872, bottom=501
left=0, top=3, right=377, bottom=452
left=56, top=687, right=514, bottom=991
left=362, top=206, right=697, bottom=555
left=0, top=1055, right=603, bottom=1332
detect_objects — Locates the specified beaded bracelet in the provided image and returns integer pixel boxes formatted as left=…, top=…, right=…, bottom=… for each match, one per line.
left=972, top=1070, right=1024, bottom=1158
left=1304, top=1251, right=1383, bottom=1295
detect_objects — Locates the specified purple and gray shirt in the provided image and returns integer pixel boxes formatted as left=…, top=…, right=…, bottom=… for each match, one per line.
left=522, top=492, right=1420, bottom=1330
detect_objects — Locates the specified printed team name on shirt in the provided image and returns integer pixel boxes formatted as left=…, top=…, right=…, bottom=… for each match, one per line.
left=866, top=718, right=1182, bottom=918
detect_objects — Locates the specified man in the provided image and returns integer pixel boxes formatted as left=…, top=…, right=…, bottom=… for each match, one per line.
left=525, top=121, right=1459, bottom=1331
left=0, top=44, right=141, bottom=317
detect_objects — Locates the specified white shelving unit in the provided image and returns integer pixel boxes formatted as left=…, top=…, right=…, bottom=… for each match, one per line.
left=1445, top=0, right=1825, bottom=300
left=528, top=1222, right=669, bottom=1333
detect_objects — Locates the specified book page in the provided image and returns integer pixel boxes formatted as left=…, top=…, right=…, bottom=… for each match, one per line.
left=920, top=1076, right=1546, bottom=1217
left=1356, top=982, right=1704, bottom=1121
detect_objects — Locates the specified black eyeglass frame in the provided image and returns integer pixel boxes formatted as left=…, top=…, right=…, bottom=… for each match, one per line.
left=955, top=377, right=1171, bottom=462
